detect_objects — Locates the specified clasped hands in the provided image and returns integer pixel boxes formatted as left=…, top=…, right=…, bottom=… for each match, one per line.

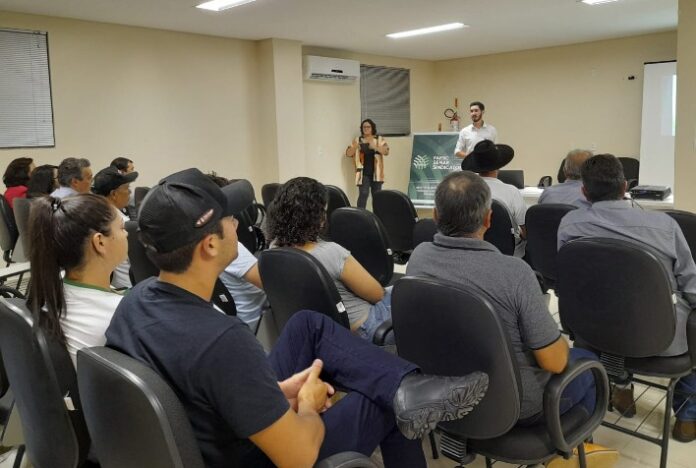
left=279, top=359, right=335, bottom=414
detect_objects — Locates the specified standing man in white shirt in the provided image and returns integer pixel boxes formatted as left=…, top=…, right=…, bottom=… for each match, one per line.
left=454, top=101, right=498, bottom=158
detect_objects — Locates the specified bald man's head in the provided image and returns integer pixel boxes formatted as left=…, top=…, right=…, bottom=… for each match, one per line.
left=563, top=149, right=593, bottom=180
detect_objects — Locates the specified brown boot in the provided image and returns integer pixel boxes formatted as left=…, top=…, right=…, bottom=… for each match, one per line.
left=610, top=384, right=636, bottom=418
left=672, top=419, right=696, bottom=443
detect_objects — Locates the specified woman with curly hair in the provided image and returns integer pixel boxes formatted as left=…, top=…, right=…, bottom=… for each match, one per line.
left=266, top=177, right=392, bottom=343
left=3, top=157, right=35, bottom=208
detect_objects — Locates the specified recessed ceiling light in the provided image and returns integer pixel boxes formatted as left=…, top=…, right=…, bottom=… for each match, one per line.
left=387, top=23, right=467, bottom=39
left=580, top=0, right=620, bottom=5
left=196, top=0, right=256, bottom=12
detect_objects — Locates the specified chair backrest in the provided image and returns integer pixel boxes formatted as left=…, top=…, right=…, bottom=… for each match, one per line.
left=0, top=297, right=91, bottom=468
left=372, top=190, right=418, bottom=253
left=497, top=170, right=524, bottom=189
left=0, top=195, right=18, bottom=249
left=261, top=183, right=282, bottom=207
left=134, top=187, right=150, bottom=214
left=0, top=203, right=16, bottom=263
left=557, top=159, right=567, bottom=184
left=392, top=277, right=521, bottom=439
left=13, top=197, right=32, bottom=262
left=525, top=203, right=577, bottom=286
left=483, top=199, right=516, bottom=256
left=326, top=185, right=351, bottom=217
left=258, top=248, right=350, bottom=333
left=222, top=180, right=262, bottom=252
left=77, top=347, right=205, bottom=468
left=125, top=220, right=160, bottom=284
left=412, top=218, right=438, bottom=249
left=618, top=157, right=640, bottom=182
left=557, top=238, right=676, bottom=357
left=329, top=208, right=394, bottom=286
left=663, top=209, right=696, bottom=264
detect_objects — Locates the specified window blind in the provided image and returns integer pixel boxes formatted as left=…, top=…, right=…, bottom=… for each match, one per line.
left=0, top=29, right=55, bottom=148
left=360, top=65, right=410, bottom=136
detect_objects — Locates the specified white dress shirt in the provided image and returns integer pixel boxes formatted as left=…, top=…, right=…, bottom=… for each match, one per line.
left=455, top=123, right=498, bottom=156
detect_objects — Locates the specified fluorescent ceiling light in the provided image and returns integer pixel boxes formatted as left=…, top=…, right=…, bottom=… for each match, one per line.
left=580, top=0, right=620, bottom=5
left=387, top=22, right=466, bottom=39
left=196, top=0, right=255, bottom=12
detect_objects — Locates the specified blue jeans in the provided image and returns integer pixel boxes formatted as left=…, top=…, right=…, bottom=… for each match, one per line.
left=357, top=288, right=394, bottom=344
left=268, top=310, right=426, bottom=467
left=357, top=174, right=383, bottom=209
left=674, top=372, right=696, bottom=421
left=518, top=347, right=598, bottom=426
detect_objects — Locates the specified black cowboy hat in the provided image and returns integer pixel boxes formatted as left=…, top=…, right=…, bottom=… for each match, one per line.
left=460, top=140, right=515, bottom=173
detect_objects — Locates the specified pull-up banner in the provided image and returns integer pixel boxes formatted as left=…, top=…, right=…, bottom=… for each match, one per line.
left=407, top=132, right=460, bottom=207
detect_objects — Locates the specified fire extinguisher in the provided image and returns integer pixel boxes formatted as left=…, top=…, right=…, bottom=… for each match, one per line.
left=443, top=97, right=460, bottom=132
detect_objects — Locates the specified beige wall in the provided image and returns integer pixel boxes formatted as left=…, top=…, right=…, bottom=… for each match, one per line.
left=675, top=0, right=696, bottom=211
left=434, top=32, right=677, bottom=184
left=302, top=47, right=438, bottom=203
left=1, top=11, right=261, bottom=189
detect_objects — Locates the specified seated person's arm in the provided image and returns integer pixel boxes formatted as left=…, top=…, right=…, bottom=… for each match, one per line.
left=250, top=362, right=328, bottom=468
left=519, top=224, right=527, bottom=240
left=340, top=256, right=384, bottom=304
left=532, top=336, right=569, bottom=374
left=243, top=264, right=263, bottom=289
left=455, top=150, right=467, bottom=159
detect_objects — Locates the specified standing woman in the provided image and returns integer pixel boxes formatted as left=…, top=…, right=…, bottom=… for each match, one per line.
left=3, top=157, right=35, bottom=208
left=345, top=119, right=389, bottom=209
left=26, top=194, right=128, bottom=365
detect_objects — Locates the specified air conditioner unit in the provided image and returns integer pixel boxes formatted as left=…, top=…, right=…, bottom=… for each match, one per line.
left=303, top=55, right=360, bottom=83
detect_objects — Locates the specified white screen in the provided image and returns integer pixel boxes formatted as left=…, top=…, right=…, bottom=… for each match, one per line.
left=639, top=61, right=677, bottom=188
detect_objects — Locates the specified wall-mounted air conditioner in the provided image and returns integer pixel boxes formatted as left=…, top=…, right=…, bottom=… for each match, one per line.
left=303, top=55, right=360, bottom=83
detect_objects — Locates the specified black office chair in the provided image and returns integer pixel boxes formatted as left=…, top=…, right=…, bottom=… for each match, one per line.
left=261, top=182, right=282, bottom=207
left=77, top=347, right=377, bottom=468
left=77, top=346, right=204, bottom=468
left=326, top=185, right=351, bottom=217
left=525, top=203, right=577, bottom=290
left=483, top=199, right=516, bottom=256
left=663, top=209, right=696, bottom=264
left=498, top=170, right=525, bottom=189
left=557, top=238, right=696, bottom=468
left=258, top=248, right=349, bottom=335
left=126, top=220, right=159, bottom=284
left=618, top=157, right=640, bottom=188
left=0, top=297, right=95, bottom=468
left=0, top=195, right=18, bottom=265
left=228, top=178, right=266, bottom=227
left=329, top=208, right=399, bottom=286
left=372, top=190, right=418, bottom=263
left=134, top=186, right=150, bottom=214
left=222, top=180, right=265, bottom=253
left=538, top=176, right=553, bottom=188
left=125, top=221, right=236, bottom=316
left=557, top=160, right=567, bottom=184
left=12, top=198, right=32, bottom=263
left=392, top=277, right=608, bottom=467
left=412, top=218, right=438, bottom=248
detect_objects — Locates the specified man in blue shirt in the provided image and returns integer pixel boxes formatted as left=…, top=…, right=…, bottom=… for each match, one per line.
left=539, top=149, right=592, bottom=207
left=558, top=154, right=696, bottom=442
left=105, top=168, right=489, bottom=467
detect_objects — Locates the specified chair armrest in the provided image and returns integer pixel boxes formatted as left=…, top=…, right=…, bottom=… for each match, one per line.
left=687, top=309, right=696, bottom=365
left=314, top=451, right=379, bottom=468
left=543, top=358, right=609, bottom=454
left=372, top=319, right=393, bottom=346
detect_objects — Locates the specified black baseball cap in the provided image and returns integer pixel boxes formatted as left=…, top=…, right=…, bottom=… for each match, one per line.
left=92, top=166, right=138, bottom=196
left=138, top=168, right=251, bottom=253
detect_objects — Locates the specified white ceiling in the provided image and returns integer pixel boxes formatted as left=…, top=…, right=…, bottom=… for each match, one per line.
left=0, top=0, right=677, bottom=61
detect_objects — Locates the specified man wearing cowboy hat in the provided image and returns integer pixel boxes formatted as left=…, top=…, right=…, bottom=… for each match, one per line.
left=461, top=139, right=527, bottom=257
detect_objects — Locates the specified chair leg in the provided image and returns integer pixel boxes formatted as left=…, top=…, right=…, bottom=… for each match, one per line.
left=485, top=457, right=493, bottom=468
left=659, top=379, right=678, bottom=468
left=428, top=431, right=439, bottom=459
left=12, top=444, right=24, bottom=468
left=577, top=442, right=587, bottom=468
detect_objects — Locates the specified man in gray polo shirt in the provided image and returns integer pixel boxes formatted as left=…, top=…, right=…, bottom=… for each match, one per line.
left=407, top=171, right=598, bottom=423
left=539, top=149, right=592, bottom=207
left=558, top=153, right=696, bottom=442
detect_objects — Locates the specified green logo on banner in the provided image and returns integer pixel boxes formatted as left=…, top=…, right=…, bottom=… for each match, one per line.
left=408, top=133, right=460, bottom=205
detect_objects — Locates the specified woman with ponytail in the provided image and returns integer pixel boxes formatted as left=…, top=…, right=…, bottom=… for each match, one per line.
left=26, top=193, right=129, bottom=364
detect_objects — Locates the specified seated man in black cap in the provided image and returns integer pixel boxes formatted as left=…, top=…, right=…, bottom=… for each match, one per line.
left=461, top=140, right=527, bottom=257
left=105, top=168, right=489, bottom=468
left=92, top=165, right=139, bottom=289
